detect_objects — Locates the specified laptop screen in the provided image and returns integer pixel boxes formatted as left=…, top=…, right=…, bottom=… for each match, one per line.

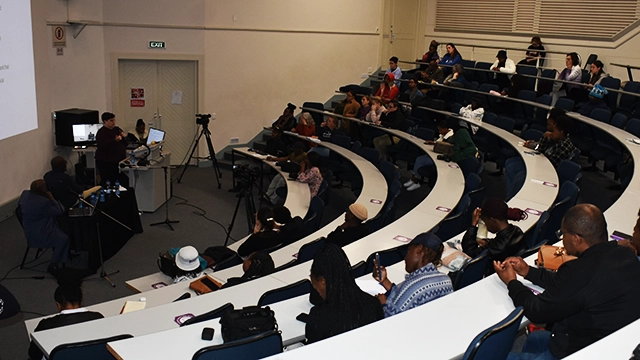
left=147, top=127, right=165, bottom=145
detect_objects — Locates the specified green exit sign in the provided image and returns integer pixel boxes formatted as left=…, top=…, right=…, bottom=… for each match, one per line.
left=148, top=41, right=166, bottom=49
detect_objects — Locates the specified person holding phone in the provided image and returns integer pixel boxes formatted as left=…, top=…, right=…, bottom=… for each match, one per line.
left=373, top=232, right=453, bottom=317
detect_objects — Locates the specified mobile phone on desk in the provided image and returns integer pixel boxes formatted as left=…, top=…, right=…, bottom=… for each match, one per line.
left=611, top=230, right=632, bottom=241
left=375, top=252, right=382, bottom=280
left=296, top=313, right=309, bottom=323
left=201, top=327, right=214, bottom=341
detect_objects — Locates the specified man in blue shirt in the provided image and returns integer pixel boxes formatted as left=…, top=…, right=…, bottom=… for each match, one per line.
left=386, top=56, right=402, bottom=87
left=373, top=232, right=453, bottom=317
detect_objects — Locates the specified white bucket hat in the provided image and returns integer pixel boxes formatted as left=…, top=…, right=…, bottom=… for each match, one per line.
left=175, top=246, right=200, bottom=271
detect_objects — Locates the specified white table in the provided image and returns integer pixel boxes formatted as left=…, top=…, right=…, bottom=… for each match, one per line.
left=106, top=263, right=409, bottom=360
left=563, top=318, right=640, bottom=359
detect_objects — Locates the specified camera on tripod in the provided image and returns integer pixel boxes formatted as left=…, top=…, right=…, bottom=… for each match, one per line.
left=196, top=114, right=211, bottom=126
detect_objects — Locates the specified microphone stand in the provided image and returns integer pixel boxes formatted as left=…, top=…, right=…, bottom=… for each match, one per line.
left=78, top=196, right=131, bottom=287
left=149, top=165, right=179, bottom=230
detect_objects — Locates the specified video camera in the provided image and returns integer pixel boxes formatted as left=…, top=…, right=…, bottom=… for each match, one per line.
left=196, top=114, right=212, bottom=126
left=232, top=164, right=260, bottom=190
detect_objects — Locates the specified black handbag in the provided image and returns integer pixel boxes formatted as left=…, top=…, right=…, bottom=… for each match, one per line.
left=157, top=251, right=178, bottom=278
left=219, top=306, right=278, bottom=342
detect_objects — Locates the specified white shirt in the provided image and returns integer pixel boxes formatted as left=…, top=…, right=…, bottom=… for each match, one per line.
left=490, top=58, right=516, bottom=75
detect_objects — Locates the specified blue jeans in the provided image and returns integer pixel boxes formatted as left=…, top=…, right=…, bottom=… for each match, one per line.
left=413, top=154, right=435, bottom=179
left=507, top=331, right=558, bottom=360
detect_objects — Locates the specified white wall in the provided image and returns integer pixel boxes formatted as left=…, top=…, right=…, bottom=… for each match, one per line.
left=0, top=0, right=382, bottom=208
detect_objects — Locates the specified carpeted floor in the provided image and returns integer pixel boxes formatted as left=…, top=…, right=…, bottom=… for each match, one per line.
left=0, top=152, right=621, bottom=360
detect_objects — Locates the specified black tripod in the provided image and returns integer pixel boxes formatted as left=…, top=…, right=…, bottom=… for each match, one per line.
left=224, top=181, right=256, bottom=247
left=78, top=197, right=131, bottom=287
left=177, top=122, right=222, bottom=188
left=150, top=165, right=179, bottom=230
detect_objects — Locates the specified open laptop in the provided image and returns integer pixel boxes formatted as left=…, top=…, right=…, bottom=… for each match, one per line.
left=147, top=127, right=165, bottom=145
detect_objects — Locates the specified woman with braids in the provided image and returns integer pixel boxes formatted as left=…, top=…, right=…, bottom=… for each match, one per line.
left=237, top=208, right=281, bottom=257
left=373, top=232, right=453, bottom=317
left=306, top=244, right=383, bottom=343
left=462, top=198, right=528, bottom=265
left=222, top=252, right=275, bottom=288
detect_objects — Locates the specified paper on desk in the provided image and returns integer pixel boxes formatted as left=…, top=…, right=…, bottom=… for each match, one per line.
left=355, top=278, right=386, bottom=296
left=120, top=300, right=146, bottom=314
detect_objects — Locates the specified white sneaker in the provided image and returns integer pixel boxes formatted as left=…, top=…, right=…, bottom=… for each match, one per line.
left=407, top=182, right=421, bottom=191
left=403, top=180, right=414, bottom=187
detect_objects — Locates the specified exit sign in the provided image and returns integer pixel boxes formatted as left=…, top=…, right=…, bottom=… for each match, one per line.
left=148, top=41, right=166, bottom=49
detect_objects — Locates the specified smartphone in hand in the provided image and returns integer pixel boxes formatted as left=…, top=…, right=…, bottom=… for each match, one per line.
left=375, top=252, right=382, bottom=281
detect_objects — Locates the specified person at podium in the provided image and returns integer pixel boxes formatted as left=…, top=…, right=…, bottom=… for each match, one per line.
left=95, top=112, right=129, bottom=187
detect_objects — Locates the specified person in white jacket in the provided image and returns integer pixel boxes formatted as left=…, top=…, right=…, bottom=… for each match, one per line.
left=490, top=50, right=516, bottom=91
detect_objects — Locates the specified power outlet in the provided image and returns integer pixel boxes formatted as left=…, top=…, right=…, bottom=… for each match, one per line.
left=211, top=113, right=216, bottom=120
left=361, top=73, right=368, bottom=79
left=230, top=137, right=239, bottom=144
left=368, top=67, right=372, bottom=74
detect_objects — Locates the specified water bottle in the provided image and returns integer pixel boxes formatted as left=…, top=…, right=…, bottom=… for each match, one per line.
left=115, top=180, right=121, bottom=196
left=130, top=151, right=136, bottom=165
left=90, top=192, right=97, bottom=206
left=78, top=195, right=83, bottom=208
left=105, top=180, right=111, bottom=194
left=99, top=189, right=106, bottom=203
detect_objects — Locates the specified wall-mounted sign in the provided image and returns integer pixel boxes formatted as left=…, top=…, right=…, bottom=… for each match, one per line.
left=52, top=26, right=66, bottom=47
left=148, top=41, right=166, bottom=49
left=130, top=87, right=145, bottom=107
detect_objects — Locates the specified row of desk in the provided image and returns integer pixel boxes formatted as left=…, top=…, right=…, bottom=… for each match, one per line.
left=104, top=111, right=560, bottom=359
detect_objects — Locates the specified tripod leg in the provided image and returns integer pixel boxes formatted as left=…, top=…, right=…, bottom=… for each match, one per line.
left=203, top=128, right=222, bottom=189
left=177, top=129, right=204, bottom=183
left=224, top=191, right=245, bottom=247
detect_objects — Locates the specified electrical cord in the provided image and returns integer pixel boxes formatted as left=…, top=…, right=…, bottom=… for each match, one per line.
left=20, top=310, right=47, bottom=317
left=0, top=250, right=53, bottom=283
left=173, top=196, right=238, bottom=241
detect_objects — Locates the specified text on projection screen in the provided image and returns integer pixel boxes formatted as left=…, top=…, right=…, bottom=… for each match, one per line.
left=0, top=1, right=38, bottom=141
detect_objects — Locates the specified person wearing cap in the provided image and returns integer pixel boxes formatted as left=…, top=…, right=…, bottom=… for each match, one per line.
left=172, top=246, right=205, bottom=283
left=373, top=232, right=453, bottom=317
left=575, top=84, right=610, bottom=116
left=326, top=203, right=371, bottom=248
left=375, top=73, right=400, bottom=104
left=490, top=50, right=516, bottom=91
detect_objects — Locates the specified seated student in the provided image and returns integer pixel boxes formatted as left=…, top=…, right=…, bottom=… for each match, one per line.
left=272, top=103, right=297, bottom=131
left=403, top=119, right=454, bottom=191
left=458, top=96, right=485, bottom=135
left=462, top=198, right=527, bottom=265
left=373, top=232, right=453, bottom=317
left=272, top=206, right=304, bottom=246
left=326, top=203, right=370, bottom=247
left=617, top=208, right=640, bottom=261
left=551, top=52, right=582, bottom=106
left=339, top=91, right=361, bottom=136
left=375, top=73, right=400, bottom=104
left=305, top=244, right=383, bottom=343
left=372, top=100, right=408, bottom=158
left=365, top=97, right=385, bottom=125
left=440, top=43, right=462, bottom=76
left=518, top=36, right=546, bottom=66
left=19, top=180, right=70, bottom=273
left=432, top=64, right=467, bottom=103
left=490, top=50, right=516, bottom=91
left=495, top=204, right=640, bottom=359
left=291, top=112, right=316, bottom=138
left=172, top=246, right=205, bottom=283
left=28, top=284, right=104, bottom=360
left=357, top=95, right=372, bottom=120
left=575, top=84, right=610, bottom=116
left=222, top=252, right=275, bottom=289
left=385, top=56, right=402, bottom=87
left=403, top=76, right=424, bottom=106
left=265, top=142, right=308, bottom=205
left=297, top=152, right=323, bottom=200
left=493, top=74, right=529, bottom=115
left=524, top=115, right=577, bottom=167
left=418, top=40, right=440, bottom=67
left=265, top=126, right=288, bottom=157
left=44, top=156, right=85, bottom=209
left=237, top=208, right=281, bottom=257
left=310, top=116, right=344, bottom=157
left=419, top=60, right=445, bottom=87
left=569, top=60, right=609, bottom=104
left=128, top=118, right=148, bottom=144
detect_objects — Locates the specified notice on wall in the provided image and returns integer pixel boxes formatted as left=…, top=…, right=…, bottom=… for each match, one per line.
left=130, top=87, right=145, bottom=107
left=171, top=90, right=182, bottom=105
left=52, top=26, right=66, bottom=47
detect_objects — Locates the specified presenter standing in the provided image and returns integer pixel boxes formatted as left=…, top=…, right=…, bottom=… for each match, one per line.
left=95, top=112, right=128, bottom=186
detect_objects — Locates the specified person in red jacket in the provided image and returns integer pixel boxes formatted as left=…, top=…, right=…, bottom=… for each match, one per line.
left=375, top=73, right=399, bottom=104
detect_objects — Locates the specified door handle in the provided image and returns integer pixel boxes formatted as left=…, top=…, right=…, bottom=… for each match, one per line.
left=390, top=29, right=395, bottom=43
